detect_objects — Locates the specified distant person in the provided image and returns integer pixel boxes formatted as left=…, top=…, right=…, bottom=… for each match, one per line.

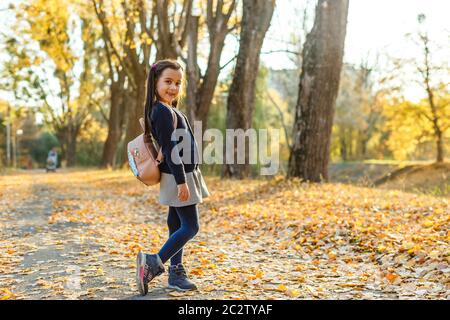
left=46, top=148, right=57, bottom=172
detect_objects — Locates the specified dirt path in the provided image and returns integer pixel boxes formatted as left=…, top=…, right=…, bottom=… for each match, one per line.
left=1, top=171, right=211, bottom=299
left=1, top=169, right=448, bottom=300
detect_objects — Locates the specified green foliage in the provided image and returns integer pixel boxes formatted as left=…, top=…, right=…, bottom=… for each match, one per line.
left=75, top=118, right=107, bottom=166
left=76, top=144, right=103, bottom=166
left=30, top=132, right=60, bottom=167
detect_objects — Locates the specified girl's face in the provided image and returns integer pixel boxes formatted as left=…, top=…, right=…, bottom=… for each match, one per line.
left=156, top=67, right=183, bottom=105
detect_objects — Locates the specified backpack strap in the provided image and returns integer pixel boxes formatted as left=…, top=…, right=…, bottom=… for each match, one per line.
left=139, top=103, right=178, bottom=163
left=156, top=103, right=178, bottom=163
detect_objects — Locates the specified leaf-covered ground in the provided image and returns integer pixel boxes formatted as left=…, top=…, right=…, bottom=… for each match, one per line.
left=0, top=169, right=448, bottom=300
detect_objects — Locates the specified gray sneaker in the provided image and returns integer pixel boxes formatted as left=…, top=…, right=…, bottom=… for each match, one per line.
left=168, top=264, right=198, bottom=291
left=136, top=252, right=165, bottom=296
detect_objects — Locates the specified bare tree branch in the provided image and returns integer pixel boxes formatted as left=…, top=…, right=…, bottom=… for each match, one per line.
left=91, top=0, right=137, bottom=89
left=219, top=54, right=238, bottom=71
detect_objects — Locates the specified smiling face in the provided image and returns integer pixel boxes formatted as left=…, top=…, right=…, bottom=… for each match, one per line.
left=155, top=67, right=183, bottom=105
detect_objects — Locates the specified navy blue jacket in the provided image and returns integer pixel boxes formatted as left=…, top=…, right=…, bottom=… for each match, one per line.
left=150, top=101, right=199, bottom=185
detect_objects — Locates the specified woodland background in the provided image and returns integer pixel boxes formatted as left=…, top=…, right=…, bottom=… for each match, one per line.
left=0, top=0, right=448, bottom=186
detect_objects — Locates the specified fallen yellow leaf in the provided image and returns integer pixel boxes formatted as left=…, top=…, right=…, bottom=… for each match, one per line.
left=0, top=288, right=14, bottom=300
left=286, top=289, right=301, bottom=298
left=386, top=273, right=399, bottom=284
left=277, top=284, right=287, bottom=292
left=96, top=267, right=105, bottom=276
left=190, top=268, right=204, bottom=276
left=328, top=251, right=337, bottom=260
left=421, top=220, right=434, bottom=228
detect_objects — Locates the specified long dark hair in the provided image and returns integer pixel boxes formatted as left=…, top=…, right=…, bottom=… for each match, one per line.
left=143, top=59, right=184, bottom=142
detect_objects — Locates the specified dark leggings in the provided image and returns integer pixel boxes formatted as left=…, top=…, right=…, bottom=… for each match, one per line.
left=157, top=204, right=199, bottom=266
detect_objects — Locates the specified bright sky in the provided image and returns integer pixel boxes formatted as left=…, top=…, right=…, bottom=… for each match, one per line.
left=264, top=0, right=450, bottom=67
left=260, top=0, right=450, bottom=101
left=343, top=0, right=450, bottom=65
left=1, top=0, right=449, bottom=105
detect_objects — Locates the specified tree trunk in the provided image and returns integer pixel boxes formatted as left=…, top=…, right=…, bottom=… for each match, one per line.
left=222, top=0, right=275, bottom=179
left=55, top=131, right=66, bottom=166
left=186, top=14, right=200, bottom=125
left=339, top=127, right=347, bottom=161
left=359, top=132, right=370, bottom=160
left=101, top=69, right=126, bottom=168
left=101, top=79, right=125, bottom=168
left=185, top=0, right=237, bottom=133
left=56, top=122, right=79, bottom=167
left=426, top=82, right=445, bottom=163
left=288, top=0, right=349, bottom=182
left=418, top=24, right=445, bottom=163
left=155, top=0, right=191, bottom=60
left=66, top=126, right=78, bottom=167
left=436, top=129, right=444, bottom=163
left=193, top=29, right=229, bottom=132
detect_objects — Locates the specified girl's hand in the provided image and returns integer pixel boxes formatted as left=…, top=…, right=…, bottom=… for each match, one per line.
left=177, top=183, right=190, bottom=202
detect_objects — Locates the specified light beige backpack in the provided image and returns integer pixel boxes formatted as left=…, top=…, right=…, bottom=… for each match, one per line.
left=127, top=106, right=177, bottom=186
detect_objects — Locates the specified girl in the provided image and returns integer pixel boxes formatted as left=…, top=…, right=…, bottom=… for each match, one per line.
left=136, top=59, right=210, bottom=296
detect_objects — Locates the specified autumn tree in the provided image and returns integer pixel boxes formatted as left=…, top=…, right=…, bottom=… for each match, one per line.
left=382, top=95, right=450, bottom=161
left=287, top=0, right=349, bottom=182
left=4, top=0, right=103, bottom=167
left=184, top=0, right=237, bottom=132
left=222, top=0, right=276, bottom=179
left=381, top=14, right=450, bottom=163
left=91, top=0, right=131, bottom=167
left=94, top=0, right=240, bottom=167
left=261, top=0, right=320, bottom=167
left=409, top=14, right=449, bottom=162
left=92, top=0, right=192, bottom=166
left=155, top=0, right=192, bottom=60
left=92, top=0, right=153, bottom=166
